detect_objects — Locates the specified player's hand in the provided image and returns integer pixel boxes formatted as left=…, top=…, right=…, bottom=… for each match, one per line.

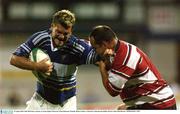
left=96, top=61, right=106, bottom=71
left=35, top=58, right=53, bottom=74
left=116, top=103, right=127, bottom=110
left=103, top=49, right=114, bottom=70
left=103, top=49, right=114, bottom=57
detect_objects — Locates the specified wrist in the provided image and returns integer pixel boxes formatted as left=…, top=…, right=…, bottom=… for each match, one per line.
left=99, top=64, right=105, bottom=71
left=32, top=62, right=38, bottom=71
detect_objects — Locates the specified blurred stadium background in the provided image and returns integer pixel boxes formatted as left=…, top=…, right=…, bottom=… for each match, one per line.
left=0, top=0, right=180, bottom=110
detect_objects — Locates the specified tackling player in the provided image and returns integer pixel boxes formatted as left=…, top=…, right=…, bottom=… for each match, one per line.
left=10, top=10, right=99, bottom=110
left=89, top=25, right=177, bottom=110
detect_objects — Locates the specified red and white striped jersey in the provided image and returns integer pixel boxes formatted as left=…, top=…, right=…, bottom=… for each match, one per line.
left=106, top=40, right=176, bottom=109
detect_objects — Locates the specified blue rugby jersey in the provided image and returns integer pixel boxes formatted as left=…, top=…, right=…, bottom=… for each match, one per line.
left=13, top=29, right=99, bottom=104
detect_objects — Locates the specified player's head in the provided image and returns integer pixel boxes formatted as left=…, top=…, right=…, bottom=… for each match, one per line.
left=89, top=25, right=117, bottom=56
left=51, top=10, right=76, bottom=48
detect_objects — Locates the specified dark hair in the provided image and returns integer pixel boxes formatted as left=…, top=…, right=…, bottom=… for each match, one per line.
left=52, top=10, right=75, bottom=29
left=89, top=25, right=116, bottom=45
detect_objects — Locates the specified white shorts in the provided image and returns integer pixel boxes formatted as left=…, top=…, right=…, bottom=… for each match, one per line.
left=25, top=92, right=77, bottom=111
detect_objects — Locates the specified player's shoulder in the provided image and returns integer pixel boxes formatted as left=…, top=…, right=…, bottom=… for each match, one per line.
left=29, top=29, right=51, bottom=40
left=70, top=35, right=91, bottom=47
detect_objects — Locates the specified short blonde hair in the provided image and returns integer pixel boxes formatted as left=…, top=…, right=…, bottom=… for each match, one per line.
left=52, top=10, right=75, bottom=28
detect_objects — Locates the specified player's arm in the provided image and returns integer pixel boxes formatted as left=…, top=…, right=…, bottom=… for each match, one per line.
left=10, top=54, right=52, bottom=73
left=97, top=60, right=118, bottom=97
left=10, top=31, right=53, bottom=73
left=77, top=39, right=101, bottom=64
left=116, top=103, right=127, bottom=110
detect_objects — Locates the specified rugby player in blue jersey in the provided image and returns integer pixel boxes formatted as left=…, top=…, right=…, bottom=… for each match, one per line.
left=10, top=10, right=99, bottom=110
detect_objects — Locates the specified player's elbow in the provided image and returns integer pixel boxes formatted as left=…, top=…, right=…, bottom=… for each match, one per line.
left=104, top=82, right=119, bottom=97
left=105, top=86, right=119, bottom=97
left=108, top=91, right=119, bottom=97
left=10, top=55, right=17, bottom=66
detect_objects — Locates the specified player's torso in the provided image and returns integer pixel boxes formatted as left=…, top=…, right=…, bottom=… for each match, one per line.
left=37, top=36, right=84, bottom=83
left=112, top=41, right=175, bottom=108
left=113, top=40, right=162, bottom=81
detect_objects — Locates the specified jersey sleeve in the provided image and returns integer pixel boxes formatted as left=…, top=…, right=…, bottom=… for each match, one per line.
left=13, top=31, right=50, bottom=58
left=107, top=43, right=141, bottom=94
left=13, top=34, right=36, bottom=57
left=78, top=39, right=100, bottom=65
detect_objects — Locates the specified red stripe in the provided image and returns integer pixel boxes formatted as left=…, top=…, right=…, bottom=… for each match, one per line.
left=111, top=66, right=134, bottom=79
left=111, top=69, right=130, bottom=79
left=131, top=68, right=149, bottom=79
left=118, top=66, right=134, bottom=77
left=152, top=97, right=176, bottom=109
left=112, top=41, right=128, bottom=69
left=123, top=44, right=131, bottom=66
left=108, top=81, right=122, bottom=91
left=137, top=48, right=162, bottom=80
left=104, top=80, right=120, bottom=96
left=120, top=80, right=166, bottom=100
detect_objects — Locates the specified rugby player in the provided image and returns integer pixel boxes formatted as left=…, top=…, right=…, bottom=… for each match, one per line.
left=10, top=10, right=99, bottom=110
left=89, top=25, right=177, bottom=110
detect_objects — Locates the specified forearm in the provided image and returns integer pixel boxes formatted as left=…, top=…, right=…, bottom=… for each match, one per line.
left=10, top=54, right=37, bottom=71
left=98, top=61, right=118, bottom=96
left=99, top=66, right=109, bottom=89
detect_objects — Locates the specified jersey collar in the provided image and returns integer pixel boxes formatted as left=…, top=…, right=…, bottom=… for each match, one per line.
left=114, top=39, right=120, bottom=53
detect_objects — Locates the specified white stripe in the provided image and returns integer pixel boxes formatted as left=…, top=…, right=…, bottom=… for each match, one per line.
left=53, top=63, right=78, bottom=77
left=22, top=44, right=30, bottom=51
left=126, top=45, right=140, bottom=69
left=23, top=43, right=31, bottom=51
left=138, top=69, right=157, bottom=81
left=139, top=57, right=143, bottom=64
left=64, top=45, right=80, bottom=54
left=32, top=32, right=47, bottom=43
left=111, top=69, right=131, bottom=78
left=90, top=50, right=96, bottom=63
left=20, top=44, right=30, bottom=52
left=48, top=78, right=76, bottom=85
left=58, top=77, right=76, bottom=83
left=125, top=71, right=158, bottom=90
left=125, top=70, right=157, bottom=88
left=134, top=67, right=149, bottom=76
left=108, top=83, right=120, bottom=92
left=148, top=85, right=174, bottom=101
left=42, top=44, right=51, bottom=48
left=86, top=50, right=93, bottom=64
left=108, top=71, right=128, bottom=89
left=38, top=39, right=50, bottom=46
left=122, top=43, right=129, bottom=65
left=32, top=32, right=48, bottom=43
left=125, top=86, right=174, bottom=106
left=90, top=51, right=95, bottom=63
left=50, top=35, right=58, bottom=51
left=153, top=96, right=175, bottom=106
left=75, top=44, right=85, bottom=52
left=34, top=34, right=50, bottom=45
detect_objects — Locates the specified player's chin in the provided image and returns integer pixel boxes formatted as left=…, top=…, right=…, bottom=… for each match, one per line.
left=58, top=42, right=65, bottom=46
left=55, top=41, right=65, bottom=47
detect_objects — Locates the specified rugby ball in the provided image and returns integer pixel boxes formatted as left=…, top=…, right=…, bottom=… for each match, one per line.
left=29, top=48, right=51, bottom=77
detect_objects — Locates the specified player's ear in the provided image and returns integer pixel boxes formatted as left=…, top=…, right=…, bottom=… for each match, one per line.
left=51, top=23, right=57, bottom=28
left=50, top=23, right=54, bottom=30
